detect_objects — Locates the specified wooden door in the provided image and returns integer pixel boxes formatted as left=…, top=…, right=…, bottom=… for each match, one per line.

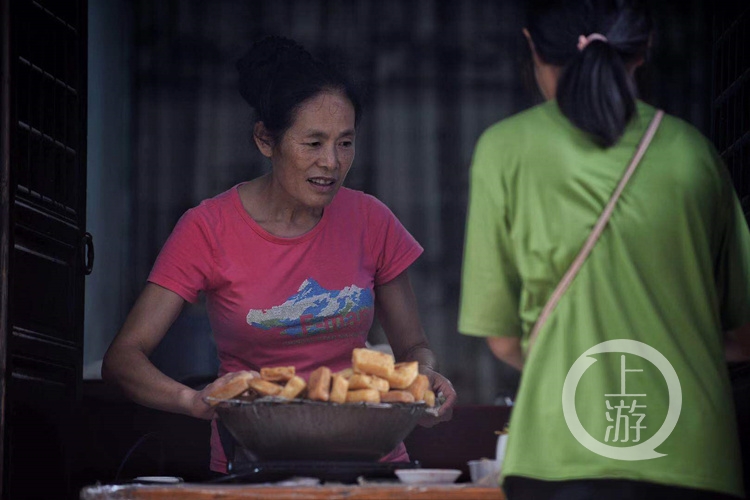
left=0, top=0, right=88, bottom=498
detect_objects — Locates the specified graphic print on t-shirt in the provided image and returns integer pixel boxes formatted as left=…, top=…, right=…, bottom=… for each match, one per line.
left=246, top=278, right=374, bottom=336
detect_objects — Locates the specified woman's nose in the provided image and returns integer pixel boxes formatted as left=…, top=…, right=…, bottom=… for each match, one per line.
left=318, top=144, right=338, bottom=169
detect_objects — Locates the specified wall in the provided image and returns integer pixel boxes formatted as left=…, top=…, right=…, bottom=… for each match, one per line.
left=83, top=0, right=134, bottom=377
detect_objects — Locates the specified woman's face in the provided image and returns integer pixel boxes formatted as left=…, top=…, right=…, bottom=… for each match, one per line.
left=263, top=91, right=356, bottom=211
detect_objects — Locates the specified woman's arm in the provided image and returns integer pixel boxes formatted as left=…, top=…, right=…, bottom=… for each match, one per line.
left=101, top=283, right=253, bottom=420
left=374, top=270, right=457, bottom=424
left=486, top=336, right=524, bottom=371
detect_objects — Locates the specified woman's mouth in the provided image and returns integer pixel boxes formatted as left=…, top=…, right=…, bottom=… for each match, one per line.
left=307, top=177, right=337, bottom=191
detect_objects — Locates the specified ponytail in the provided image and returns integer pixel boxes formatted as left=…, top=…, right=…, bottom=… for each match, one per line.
left=556, top=39, right=637, bottom=146
left=527, top=0, right=651, bottom=148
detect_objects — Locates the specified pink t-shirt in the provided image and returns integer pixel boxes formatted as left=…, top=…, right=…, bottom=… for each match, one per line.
left=148, top=184, right=423, bottom=471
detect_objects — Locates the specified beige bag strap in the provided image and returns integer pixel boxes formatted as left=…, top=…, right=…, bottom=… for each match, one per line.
left=526, top=110, right=665, bottom=354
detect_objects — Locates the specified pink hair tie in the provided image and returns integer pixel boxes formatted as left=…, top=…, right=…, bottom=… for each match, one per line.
left=577, top=33, right=608, bottom=51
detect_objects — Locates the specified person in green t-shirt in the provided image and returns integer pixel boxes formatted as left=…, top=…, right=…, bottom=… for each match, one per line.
left=458, top=0, right=750, bottom=499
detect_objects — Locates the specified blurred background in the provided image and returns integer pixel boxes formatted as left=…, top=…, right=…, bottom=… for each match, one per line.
left=83, top=0, right=744, bottom=407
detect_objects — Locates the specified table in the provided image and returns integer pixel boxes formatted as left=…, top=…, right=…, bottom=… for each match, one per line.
left=80, top=483, right=506, bottom=500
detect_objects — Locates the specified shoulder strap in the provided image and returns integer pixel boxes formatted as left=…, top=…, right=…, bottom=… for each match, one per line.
left=526, top=110, right=665, bottom=354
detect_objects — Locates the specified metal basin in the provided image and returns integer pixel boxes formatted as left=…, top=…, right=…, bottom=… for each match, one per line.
left=212, top=397, right=427, bottom=461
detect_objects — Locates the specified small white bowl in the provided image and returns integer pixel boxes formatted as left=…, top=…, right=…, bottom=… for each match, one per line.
left=132, top=476, right=183, bottom=484
left=395, top=468, right=462, bottom=485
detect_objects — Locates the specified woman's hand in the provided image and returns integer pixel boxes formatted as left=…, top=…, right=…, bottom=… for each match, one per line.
left=418, top=366, right=457, bottom=427
left=185, top=370, right=261, bottom=420
left=103, top=284, right=263, bottom=421
left=374, top=270, right=458, bottom=427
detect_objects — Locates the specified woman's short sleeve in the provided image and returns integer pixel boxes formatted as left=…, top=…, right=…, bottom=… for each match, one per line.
left=148, top=208, right=215, bottom=303
left=458, top=130, right=522, bottom=338
left=365, top=195, right=424, bottom=286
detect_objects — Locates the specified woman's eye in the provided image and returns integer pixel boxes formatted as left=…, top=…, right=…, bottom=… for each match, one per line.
left=306, top=142, right=321, bottom=147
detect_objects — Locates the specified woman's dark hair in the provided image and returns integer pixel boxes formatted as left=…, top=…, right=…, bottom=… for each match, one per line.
left=236, top=36, right=362, bottom=147
left=527, top=0, right=652, bottom=147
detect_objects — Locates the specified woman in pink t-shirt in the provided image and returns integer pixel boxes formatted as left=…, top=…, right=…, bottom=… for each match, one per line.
left=102, top=36, right=457, bottom=473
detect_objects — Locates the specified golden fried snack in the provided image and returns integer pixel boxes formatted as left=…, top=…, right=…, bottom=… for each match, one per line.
left=334, top=367, right=354, bottom=379
left=329, top=374, right=350, bottom=404
left=307, top=366, right=332, bottom=401
left=279, top=375, right=306, bottom=399
left=348, top=373, right=390, bottom=393
left=352, top=348, right=395, bottom=379
left=381, top=390, right=416, bottom=403
left=424, top=390, right=436, bottom=407
left=370, top=375, right=390, bottom=394
left=387, top=361, right=419, bottom=389
left=207, top=372, right=256, bottom=404
left=261, top=366, right=295, bottom=382
left=347, top=373, right=373, bottom=390
left=406, top=374, right=430, bottom=401
left=345, top=388, right=381, bottom=404
left=247, top=378, right=283, bottom=397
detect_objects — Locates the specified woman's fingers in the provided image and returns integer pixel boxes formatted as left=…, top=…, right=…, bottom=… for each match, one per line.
left=436, top=381, right=458, bottom=418
left=193, top=370, right=261, bottom=420
left=417, top=368, right=457, bottom=427
left=431, top=374, right=457, bottom=420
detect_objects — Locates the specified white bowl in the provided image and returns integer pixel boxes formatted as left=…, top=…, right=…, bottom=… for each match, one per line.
left=132, top=476, right=183, bottom=484
left=395, top=468, right=462, bottom=485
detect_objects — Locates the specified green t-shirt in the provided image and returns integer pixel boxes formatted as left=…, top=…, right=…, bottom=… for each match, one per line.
left=458, top=100, right=750, bottom=497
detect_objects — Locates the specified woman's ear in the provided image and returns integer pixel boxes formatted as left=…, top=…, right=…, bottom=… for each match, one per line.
left=253, top=122, right=273, bottom=158
left=522, top=28, right=543, bottom=68
left=627, top=55, right=645, bottom=75
left=627, top=30, right=653, bottom=74
left=522, top=28, right=533, bottom=50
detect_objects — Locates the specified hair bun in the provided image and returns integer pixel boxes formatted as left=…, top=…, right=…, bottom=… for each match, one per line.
left=236, top=36, right=312, bottom=109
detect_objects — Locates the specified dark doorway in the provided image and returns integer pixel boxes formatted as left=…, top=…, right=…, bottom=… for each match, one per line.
left=0, top=0, right=88, bottom=498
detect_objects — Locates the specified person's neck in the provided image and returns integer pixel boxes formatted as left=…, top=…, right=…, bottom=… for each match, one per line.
left=243, top=174, right=323, bottom=238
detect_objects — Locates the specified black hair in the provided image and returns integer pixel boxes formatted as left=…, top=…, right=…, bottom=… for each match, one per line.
left=527, top=0, right=652, bottom=147
left=236, top=36, right=362, bottom=147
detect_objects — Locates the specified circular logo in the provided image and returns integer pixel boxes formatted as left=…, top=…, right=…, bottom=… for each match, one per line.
left=562, top=339, right=682, bottom=461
